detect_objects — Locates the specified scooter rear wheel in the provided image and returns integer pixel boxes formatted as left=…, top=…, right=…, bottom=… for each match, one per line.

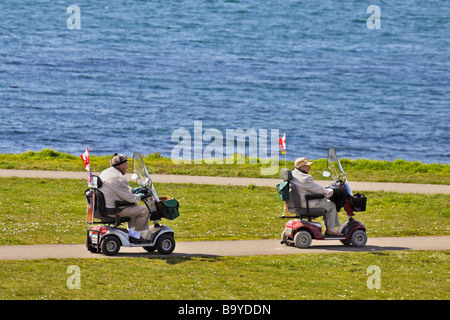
left=101, top=236, right=121, bottom=256
left=294, top=230, right=312, bottom=248
left=86, top=236, right=98, bottom=253
left=281, top=230, right=288, bottom=244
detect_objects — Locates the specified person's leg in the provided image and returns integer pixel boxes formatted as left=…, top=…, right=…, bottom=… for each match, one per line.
left=119, top=205, right=149, bottom=233
left=314, top=199, right=341, bottom=235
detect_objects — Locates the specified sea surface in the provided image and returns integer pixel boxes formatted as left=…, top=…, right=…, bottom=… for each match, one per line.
left=0, top=0, right=448, bottom=163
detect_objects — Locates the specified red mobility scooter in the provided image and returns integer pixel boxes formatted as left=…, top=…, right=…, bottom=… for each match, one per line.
left=278, top=148, right=367, bottom=249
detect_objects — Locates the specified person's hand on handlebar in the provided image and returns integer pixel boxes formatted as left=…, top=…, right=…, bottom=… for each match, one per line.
left=137, top=189, right=152, bottom=200
left=133, top=187, right=150, bottom=195
left=132, top=187, right=140, bottom=193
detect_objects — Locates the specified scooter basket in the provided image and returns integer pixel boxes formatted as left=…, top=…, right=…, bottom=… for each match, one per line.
left=351, top=193, right=367, bottom=212
left=156, top=197, right=180, bottom=220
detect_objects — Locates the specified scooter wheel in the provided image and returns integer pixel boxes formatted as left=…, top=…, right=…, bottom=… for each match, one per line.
left=86, top=236, right=98, bottom=253
left=101, top=236, right=121, bottom=256
left=281, top=230, right=288, bottom=245
left=156, top=234, right=175, bottom=254
left=294, top=230, right=312, bottom=249
left=351, top=230, right=367, bottom=247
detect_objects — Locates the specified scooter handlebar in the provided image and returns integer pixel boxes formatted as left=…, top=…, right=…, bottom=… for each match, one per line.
left=142, top=192, right=153, bottom=199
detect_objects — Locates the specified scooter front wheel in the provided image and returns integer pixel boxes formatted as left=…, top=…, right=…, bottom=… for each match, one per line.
left=294, top=230, right=312, bottom=248
left=351, top=230, right=367, bottom=247
left=156, top=234, right=175, bottom=254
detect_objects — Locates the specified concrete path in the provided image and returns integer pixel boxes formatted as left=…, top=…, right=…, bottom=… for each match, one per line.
left=0, top=236, right=448, bottom=260
left=1, top=169, right=449, bottom=194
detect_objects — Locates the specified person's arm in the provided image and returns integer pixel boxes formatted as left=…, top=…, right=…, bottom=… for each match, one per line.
left=303, top=175, right=333, bottom=197
left=115, top=178, right=141, bottom=204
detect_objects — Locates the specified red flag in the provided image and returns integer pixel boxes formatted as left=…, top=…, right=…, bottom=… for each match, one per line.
left=279, top=133, right=286, bottom=154
left=80, top=147, right=90, bottom=171
left=80, top=147, right=92, bottom=183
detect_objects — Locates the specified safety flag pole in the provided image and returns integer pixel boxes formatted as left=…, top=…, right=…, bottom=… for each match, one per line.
left=80, top=146, right=92, bottom=184
left=279, top=133, right=286, bottom=169
left=279, top=134, right=287, bottom=217
left=80, top=147, right=94, bottom=223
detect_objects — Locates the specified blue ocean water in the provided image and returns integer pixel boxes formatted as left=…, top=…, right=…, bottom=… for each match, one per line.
left=0, top=0, right=448, bottom=163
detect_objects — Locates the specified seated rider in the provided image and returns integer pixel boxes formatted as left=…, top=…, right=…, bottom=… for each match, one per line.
left=99, top=153, right=149, bottom=243
left=290, top=157, right=343, bottom=236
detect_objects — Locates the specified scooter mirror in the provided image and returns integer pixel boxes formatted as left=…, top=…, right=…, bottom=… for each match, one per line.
left=322, top=171, right=331, bottom=178
left=131, top=173, right=138, bottom=180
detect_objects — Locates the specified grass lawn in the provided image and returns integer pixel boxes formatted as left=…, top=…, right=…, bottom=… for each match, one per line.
left=0, top=251, right=448, bottom=300
left=0, top=176, right=448, bottom=301
left=1, top=149, right=449, bottom=184
left=0, top=177, right=448, bottom=245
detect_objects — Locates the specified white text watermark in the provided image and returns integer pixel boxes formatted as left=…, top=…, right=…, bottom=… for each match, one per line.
left=66, top=265, right=81, bottom=289
left=67, top=5, right=81, bottom=30
left=367, top=5, right=381, bottom=30
left=171, top=121, right=280, bottom=175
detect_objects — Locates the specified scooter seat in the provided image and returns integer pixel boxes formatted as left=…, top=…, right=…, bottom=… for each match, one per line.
left=98, top=216, right=131, bottom=224
left=288, top=207, right=327, bottom=219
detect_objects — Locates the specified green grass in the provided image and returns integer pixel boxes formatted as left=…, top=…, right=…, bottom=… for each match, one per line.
left=0, top=177, right=448, bottom=245
left=0, top=251, right=448, bottom=300
left=1, top=149, right=449, bottom=184
left=0, top=175, right=448, bottom=301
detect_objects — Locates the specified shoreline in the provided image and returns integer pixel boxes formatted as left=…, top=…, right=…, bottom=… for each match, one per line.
left=1, top=148, right=449, bottom=165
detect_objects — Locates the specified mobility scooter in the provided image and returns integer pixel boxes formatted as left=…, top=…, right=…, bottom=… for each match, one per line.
left=85, top=152, right=179, bottom=256
left=278, top=148, right=367, bottom=249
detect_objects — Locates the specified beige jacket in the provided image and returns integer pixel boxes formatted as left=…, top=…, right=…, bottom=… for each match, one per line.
left=291, top=168, right=333, bottom=208
left=99, top=167, right=140, bottom=208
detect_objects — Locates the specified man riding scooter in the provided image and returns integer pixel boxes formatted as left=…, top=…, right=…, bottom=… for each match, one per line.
left=291, top=157, right=343, bottom=236
left=99, top=153, right=150, bottom=243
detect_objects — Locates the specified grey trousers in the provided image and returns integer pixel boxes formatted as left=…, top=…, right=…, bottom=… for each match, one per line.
left=116, top=205, right=149, bottom=231
left=314, top=198, right=340, bottom=230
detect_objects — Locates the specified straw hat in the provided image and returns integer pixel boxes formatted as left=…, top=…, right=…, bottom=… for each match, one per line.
left=294, top=157, right=313, bottom=168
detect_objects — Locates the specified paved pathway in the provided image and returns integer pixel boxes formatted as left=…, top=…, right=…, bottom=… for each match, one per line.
left=0, top=236, right=449, bottom=260
left=1, top=169, right=449, bottom=194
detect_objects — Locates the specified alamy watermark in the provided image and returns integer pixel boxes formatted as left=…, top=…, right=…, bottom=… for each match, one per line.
left=171, top=121, right=280, bottom=175
left=66, top=4, right=380, bottom=30
left=66, top=265, right=81, bottom=289
left=66, top=4, right=381, bottom=31
left=367, top=5, right=381, bottom=29
left=366, top=265, right=381, bottom=289
left=67, top=5, right=81, bottom=29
